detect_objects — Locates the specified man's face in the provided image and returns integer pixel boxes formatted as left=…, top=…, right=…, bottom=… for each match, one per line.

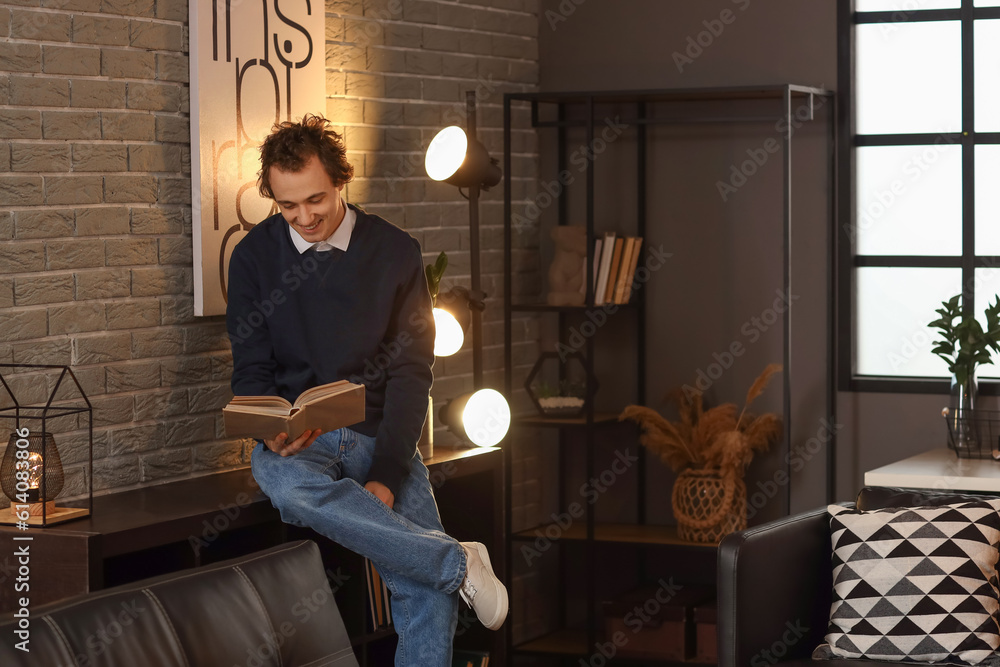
left=269, top=154, right=346, bottom=243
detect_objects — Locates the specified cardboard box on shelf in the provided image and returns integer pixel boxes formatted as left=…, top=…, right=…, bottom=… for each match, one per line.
left=601, top=584, right=714, bottom=661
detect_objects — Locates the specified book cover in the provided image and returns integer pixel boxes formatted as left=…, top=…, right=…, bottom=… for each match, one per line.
left=222, top=380, right=365, bottom=440
left=622, top=237, right=644, bottom=303
left=603, top=237, right=625, bottom=304
left=594, top=232, right=616, bottom=306
left=364, top=558, right=392, bottom=629
left=613, top=237, right=636, bottom=304
left=364, top=558, right=379, bottom=629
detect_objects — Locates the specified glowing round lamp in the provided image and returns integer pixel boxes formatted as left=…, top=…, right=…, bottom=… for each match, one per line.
left=433, top=307, right=465, bottom=357
left=441, top=389, right=510, bottom=447
left=424, top=126, right=501, bottom=189
left=425, top=126, right=468, bottom=182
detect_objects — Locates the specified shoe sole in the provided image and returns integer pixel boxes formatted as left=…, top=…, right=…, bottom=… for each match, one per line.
left=461, top=542, right=508, bottom=631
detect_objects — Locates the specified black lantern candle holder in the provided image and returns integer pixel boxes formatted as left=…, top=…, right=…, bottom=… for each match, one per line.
left=525, top=351, right=599, bottom=418
left=0, top=364, right=92, bottom=527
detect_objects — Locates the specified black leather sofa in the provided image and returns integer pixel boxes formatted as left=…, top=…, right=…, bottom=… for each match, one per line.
left=716, top=487, right=998, bottom=667
left=0, top=540, right=358, bottom=667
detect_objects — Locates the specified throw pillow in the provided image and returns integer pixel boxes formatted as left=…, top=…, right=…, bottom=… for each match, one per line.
left=813, top=500, right=1000, bottom=666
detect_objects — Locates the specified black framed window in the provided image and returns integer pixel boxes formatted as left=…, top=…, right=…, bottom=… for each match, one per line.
left=839, top=0, right=1000, bottom=393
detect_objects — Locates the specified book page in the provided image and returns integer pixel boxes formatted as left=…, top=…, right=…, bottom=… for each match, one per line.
left=300, top=384, right=365, bottom=430
left=228, top=395, right=293, bottom=409
left=293, top=379, right=353, bottom=408
left=224, top=404, right=297, bottom=418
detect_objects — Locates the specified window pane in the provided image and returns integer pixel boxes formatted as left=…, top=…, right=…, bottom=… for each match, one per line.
left=856, top=22, right=961, bottom=135
left=856, top=267, right=961, bottom=377
left=976, top=146, right=1000, bottom=255
left=855, top=145, right=962, bottom=255
left=976, top=0, right=1000, bottom=6
left=976, top=21, right=1000, bottom=131
left=975, top=269, right=1000, bottom=378
left=858, top=0, right=957, bottom=8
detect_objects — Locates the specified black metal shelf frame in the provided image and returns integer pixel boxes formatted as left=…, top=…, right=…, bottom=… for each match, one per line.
left=502, top=84, right=837, bottom=664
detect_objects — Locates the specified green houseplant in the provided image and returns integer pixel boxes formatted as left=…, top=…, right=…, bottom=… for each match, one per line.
left=425, top=251, right=448, bottom=306
left=929, top=293, right=1000, bottom=450
left=929, top=294, right=1000, bottom=388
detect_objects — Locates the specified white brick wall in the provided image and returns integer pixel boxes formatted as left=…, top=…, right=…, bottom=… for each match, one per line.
left=0, top=0, right=542, bottom=514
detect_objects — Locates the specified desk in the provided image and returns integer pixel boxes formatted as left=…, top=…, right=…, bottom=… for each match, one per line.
left=864, top=448, right=1000, bottom=493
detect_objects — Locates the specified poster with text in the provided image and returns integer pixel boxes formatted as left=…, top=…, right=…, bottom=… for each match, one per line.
left=190, top=0, right=325, bottom=316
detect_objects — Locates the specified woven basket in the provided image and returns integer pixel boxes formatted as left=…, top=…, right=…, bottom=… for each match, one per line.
left=672, top=467, right=747, bottom=543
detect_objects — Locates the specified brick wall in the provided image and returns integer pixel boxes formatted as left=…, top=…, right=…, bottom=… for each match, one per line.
left=0, top=0, right=541, bottom=533
left=0, top=0, right=205, bottom=495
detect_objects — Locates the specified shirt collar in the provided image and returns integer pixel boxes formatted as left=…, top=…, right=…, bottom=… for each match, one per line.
left=288, top=203, right=356, bottom=254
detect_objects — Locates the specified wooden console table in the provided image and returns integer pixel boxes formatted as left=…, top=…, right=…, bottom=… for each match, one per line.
left=0, top=445, right=504, bottom=665
left=864, top=448, right=1000, bottom=493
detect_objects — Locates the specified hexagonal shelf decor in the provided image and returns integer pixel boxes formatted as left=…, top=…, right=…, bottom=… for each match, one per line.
left=524, top=351, right=598, bottom=418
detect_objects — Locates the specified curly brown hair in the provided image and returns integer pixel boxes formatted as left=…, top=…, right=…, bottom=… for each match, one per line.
left=257, top=114, right=354, bottom=199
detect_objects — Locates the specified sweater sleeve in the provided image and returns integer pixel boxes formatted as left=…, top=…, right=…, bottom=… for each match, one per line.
left=227, top=241, right=279, bottom=398
left=366, top=238, right=435, bottom=495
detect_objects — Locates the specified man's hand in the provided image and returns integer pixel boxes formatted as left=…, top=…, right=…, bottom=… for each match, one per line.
left=365, top=481, right=395, bottom=509
left=264, top=429, right=322, bottom=457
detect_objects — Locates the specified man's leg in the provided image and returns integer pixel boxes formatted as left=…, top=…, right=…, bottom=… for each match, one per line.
left=338, top=432, right=458, bottom=667
left=250, top=428, right=466, bottom=593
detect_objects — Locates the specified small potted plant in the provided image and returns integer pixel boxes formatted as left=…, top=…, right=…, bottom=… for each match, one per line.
left=525, top=352, right=596, bottom=418
left=532, top=379, right=587, bottom=416
left=929, top=293, right=1000, bottom=451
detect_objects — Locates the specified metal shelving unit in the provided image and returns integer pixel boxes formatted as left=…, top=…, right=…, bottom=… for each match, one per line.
left=502, top=85, right=836, bottom=666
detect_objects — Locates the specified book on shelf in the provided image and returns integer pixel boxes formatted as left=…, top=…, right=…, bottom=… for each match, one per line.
left=603, top=237, right=625, bottom=304
left=452, top=649, right=489, bottom=667
left=621, top=237, right=643, bottom=303
left=594, top=232, right=616, bottom=306
left=364, top=557, right=393, bottom=630
left=222, top=380, right=365, bottom=440
left=612, top=237, right=637, bottom=304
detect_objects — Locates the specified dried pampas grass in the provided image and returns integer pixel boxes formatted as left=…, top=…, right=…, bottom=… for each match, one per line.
left=620, top=364, right=783, bottom=481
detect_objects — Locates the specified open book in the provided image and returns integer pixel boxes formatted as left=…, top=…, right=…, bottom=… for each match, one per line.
left=223, top=380, right=365, bottom=440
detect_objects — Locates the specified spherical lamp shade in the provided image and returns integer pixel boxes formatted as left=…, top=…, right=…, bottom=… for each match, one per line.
left=441, top=389, right=510, bottom=447
left=433, top=308, right=465, bottom=357
left=425, top=126, right=468, bottom=182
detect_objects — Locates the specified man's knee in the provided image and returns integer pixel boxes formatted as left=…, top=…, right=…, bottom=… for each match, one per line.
left=249, top=444, right=291, bottom=501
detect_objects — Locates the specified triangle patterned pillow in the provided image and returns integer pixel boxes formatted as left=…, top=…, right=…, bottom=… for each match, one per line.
left=813, top=500, right=1000, bottom=666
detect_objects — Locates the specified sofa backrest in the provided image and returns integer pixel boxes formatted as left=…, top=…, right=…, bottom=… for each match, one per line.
left=856, top=485, right=1000, bottom=510
left=0, top=540, right=358, bottom=667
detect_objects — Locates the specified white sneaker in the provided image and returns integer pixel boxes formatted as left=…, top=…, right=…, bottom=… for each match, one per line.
left=458, top=542, right=508, bottom=630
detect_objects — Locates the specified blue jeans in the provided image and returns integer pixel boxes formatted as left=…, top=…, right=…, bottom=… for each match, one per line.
left=251, top=428, right=465, bottom=667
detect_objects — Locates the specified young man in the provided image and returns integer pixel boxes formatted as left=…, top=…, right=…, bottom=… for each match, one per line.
left=226, top=114, right=507, bottom=666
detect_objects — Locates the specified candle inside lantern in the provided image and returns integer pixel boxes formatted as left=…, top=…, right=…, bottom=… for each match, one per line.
left=25, top=452, right=44, bottom=503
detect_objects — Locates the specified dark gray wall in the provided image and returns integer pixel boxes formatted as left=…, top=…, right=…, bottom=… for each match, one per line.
left=536, top=0, right=931, bottom=517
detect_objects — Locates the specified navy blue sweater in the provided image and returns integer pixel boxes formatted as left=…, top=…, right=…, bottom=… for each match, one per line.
left=226, top=205, right=435, bottom=495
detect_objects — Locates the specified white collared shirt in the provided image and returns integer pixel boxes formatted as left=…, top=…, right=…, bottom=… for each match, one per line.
left=288, top=203, right=356, bottom=254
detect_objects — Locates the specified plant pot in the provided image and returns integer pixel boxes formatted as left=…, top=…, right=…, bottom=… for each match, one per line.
left=536, top=395, right=585, bottom=417
left=671, top=468, right=747, bottom=543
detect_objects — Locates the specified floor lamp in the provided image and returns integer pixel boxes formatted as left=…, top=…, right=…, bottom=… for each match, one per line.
left=425, top=91, right=510, bottom=448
